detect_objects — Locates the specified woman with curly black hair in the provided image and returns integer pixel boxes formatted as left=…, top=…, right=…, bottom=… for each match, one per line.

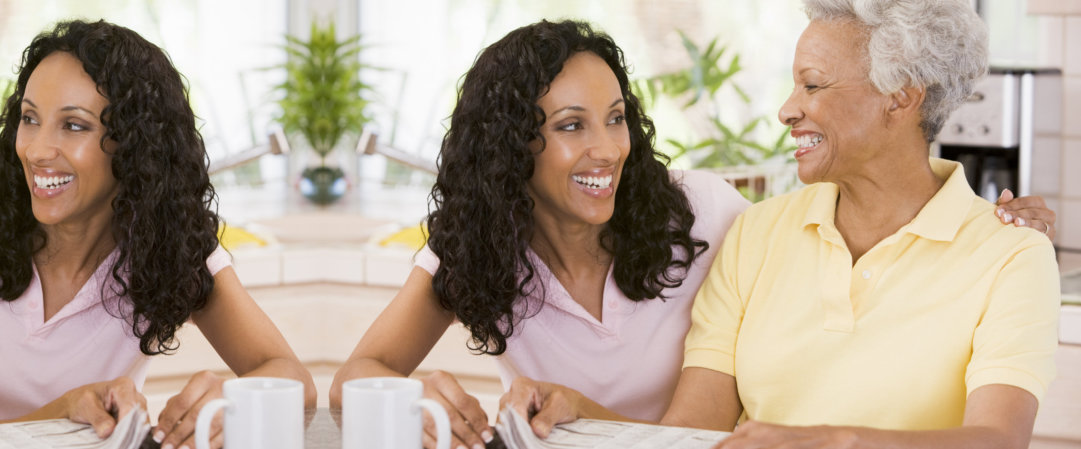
left=0, top=19, right=314, bottom=448
left=330, top=19, right=749, bottom=448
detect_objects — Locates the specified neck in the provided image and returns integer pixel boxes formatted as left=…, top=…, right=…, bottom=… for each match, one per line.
left=35, top=212, right=117, bottom=277
left=832, top=144, right=944, bottom=262
left=529, top=213, right=611, bottom=279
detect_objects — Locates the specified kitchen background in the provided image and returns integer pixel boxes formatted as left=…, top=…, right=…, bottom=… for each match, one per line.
left=0, top=0, right=1079, bottom=447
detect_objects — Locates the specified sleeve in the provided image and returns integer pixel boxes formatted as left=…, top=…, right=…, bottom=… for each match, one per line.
left=206, top=245, right=232, bottom=276
left=966, top=240, right=1060, bottom=402
left=414, top=244, right=440, bottom=275
left=683, top=211, right=749, bottom=376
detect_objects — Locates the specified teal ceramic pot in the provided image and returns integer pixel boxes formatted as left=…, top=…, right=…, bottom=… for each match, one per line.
left=299, top=166, right=347, bottom=205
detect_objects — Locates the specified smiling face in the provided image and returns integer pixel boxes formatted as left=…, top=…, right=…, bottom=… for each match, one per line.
left=528, top=51, right=630, bottom=227
left=16, top=51, right=118, bottom=228
left=778, top=19, right=894, bottom=185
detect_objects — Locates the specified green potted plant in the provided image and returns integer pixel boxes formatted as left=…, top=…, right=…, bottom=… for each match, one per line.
left=634, top=32, right=798, bottom=202
left=274, top=20, right=374, bottom=205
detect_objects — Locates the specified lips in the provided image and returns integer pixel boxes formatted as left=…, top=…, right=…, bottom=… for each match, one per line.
left=793, top=132, right=823, bottom=159
left=34, top=174, right=74, bottom=189
left=572, top=174, right=612, bottom=189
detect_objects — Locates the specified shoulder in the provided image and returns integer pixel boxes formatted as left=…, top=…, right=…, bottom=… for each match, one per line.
left=206, top=245, right=233, bottom=275
left=733, top=183, right=824, bottom=232
left=959, top=197, right=1054, bottom=257
left=669, top=169, right=751, bottom=217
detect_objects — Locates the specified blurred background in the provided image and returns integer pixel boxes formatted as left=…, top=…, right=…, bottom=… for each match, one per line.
left=1, top=1, right=1079, bottom=445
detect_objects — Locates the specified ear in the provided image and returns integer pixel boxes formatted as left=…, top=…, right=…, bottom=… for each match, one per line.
left=887, top=85, right=924, bottom=115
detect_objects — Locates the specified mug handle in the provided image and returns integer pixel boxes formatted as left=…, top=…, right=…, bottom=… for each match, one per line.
left=415, top=398, right=451, bottom=449
left=194, top=398, right=230, bottom=449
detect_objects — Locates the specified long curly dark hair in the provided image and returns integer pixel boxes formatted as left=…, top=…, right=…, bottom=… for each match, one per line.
left=428, top=20, right=707, bottom=355
left=0, top=20, right=220, bottom=356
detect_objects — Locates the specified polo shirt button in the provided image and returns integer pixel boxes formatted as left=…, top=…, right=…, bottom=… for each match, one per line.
left=861, top=270, right=872, bottom=280
left=608, top=301, right=618, bottom=309
left=28, top=302, right=38, bottom=309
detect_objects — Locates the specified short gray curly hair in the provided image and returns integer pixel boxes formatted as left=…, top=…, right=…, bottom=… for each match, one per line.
left=802, top=0, right=988, bottom=142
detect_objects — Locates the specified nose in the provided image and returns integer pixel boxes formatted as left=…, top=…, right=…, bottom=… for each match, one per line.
left=19, top=128, right=60, bottom=164
left=778, top=89, right=803, bottom=126
left=588, top=127, right=624, bottom=164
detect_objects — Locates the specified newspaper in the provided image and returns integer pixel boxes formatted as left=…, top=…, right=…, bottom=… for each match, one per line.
left=492, top=408, right=729, bottom=449
left=0, top=407, right=156, bottom=449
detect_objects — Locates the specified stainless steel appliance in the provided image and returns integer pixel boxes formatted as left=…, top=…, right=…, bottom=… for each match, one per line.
left=934, top=67, right=1062, bottom=202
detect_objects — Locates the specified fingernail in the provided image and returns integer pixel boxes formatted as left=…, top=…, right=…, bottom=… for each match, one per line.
left=482, top=430, right=494, bottom=442
left=153, top=431, right=164, bottom=443
left=995, top=208, right=1003, bottom=217
left=162, top=444, right=173, bottom=449
left=179, top=445, right=189, bottom=449
left=1003, top=213, right=1013, bottom=223
left=1016, top=217, right=1026, bottom=226
left=456, top=445, right=468, bottom=449
left=473, top=444, right=485, bottom=449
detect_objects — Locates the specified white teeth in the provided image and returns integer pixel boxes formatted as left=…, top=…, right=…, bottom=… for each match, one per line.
left=796, top=134, right=823, bottom=148
left=572, top=174, right=613, bottom=189
left=33, top=175, right=74, bottom=189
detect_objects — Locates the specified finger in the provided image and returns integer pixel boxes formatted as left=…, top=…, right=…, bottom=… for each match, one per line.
left=424, top=425, right=468, bottom=449
left=437, top=382, right=491, bottom=442
left=209, top=429, right=224, bottom=449
left=528, top=392, right=576, bottom=439
left=995, top=188, right=1014, bottom=206
left=176, top=423, right=224, bottom=449
left=157, top=371, right=221, bottom=447
left=421, top=394, right=479, bottom=449
left=156, top=390, right=197, bottom=440
left=75, top=399, right=118, bottom=438
left=103, top=378, right=143, bottom=422
left=161, top=395, right=221, bottom=449
left=425, top=372, right=488, bottom=448
left=499, top=379, right=537, bottom=425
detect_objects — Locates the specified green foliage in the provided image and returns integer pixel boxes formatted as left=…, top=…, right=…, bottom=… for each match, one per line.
left=274, top=21, right=374, bottom=161
left=633, top=32, right=795, bottom=169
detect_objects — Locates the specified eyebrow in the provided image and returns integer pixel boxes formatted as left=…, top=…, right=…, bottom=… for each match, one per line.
left=22, top=99, right=97, bottom=116
left=550, top=98, right=626, bottom=116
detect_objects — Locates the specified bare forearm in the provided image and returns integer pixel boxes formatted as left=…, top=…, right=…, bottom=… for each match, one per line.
left=329, top=357, right=410, bottom=409
left=240, top=357, right=318, bottom=408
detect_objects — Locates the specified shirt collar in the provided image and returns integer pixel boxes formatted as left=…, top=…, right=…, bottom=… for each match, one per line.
left=800, top=158, right=973, bottom=243
left=904, top=158, right=973, bottom=242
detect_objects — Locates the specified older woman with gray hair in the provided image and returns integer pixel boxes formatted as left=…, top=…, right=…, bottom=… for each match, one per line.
left=663, top=0, right=1060, bottom=447
left=502, top=0, right=1060, bottom=448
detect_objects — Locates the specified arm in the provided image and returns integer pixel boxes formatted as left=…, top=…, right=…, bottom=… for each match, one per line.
left=713, top=384, right=1037, bottom=449
left=995, top=189, right=1056, bottom=239
left=154, top=266, right=316, bottom=448
left=661, top=367, right=742, bottom=431
left=0, top=377, right=146, bottom=438
left=330, top=266, right=494, bottom=449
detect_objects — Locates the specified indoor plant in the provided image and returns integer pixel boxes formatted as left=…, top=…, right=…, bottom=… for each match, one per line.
left=274, top=20, right=374, bottom=204
left=634, top=32, right=798, bottom=202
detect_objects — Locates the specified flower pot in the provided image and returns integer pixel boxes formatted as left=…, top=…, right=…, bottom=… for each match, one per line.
left=299, top=166, right=347, bottom=205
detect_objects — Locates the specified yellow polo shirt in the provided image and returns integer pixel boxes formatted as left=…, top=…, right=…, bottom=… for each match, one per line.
left=684, top=158, right=1059, bottom=430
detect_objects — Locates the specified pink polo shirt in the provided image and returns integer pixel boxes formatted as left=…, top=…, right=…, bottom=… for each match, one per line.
left=0, top=246, right=230, bottom=419
left=416, top=170, right=749, bottom=420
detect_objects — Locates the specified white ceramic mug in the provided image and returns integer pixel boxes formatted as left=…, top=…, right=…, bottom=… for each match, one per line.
left=341, top=377, right=451, bottom=449
left=194, top=377, right=304, bottom=449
